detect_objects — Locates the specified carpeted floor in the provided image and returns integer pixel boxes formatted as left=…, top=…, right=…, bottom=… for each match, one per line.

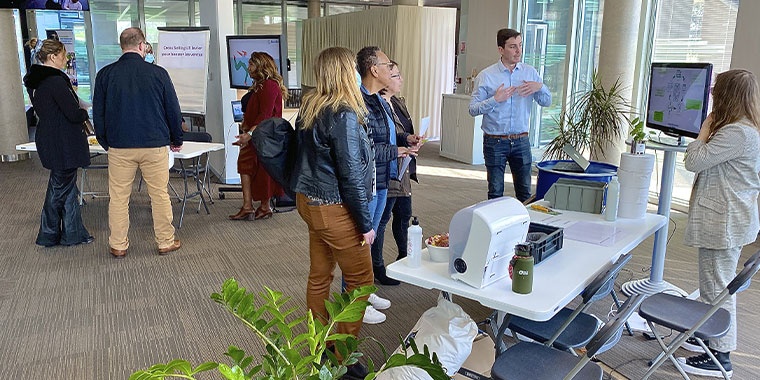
left=0, top=141, right=758, bottom=379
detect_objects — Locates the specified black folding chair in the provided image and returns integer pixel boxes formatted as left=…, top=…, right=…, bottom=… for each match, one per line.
left=639, top=250, right=760, bottom=380
left=491, top=293, right=645, bottom=380
left=506, top=253, right=633, bottom=354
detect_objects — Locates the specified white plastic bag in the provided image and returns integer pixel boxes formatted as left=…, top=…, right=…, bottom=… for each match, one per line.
left=377, top=294, right=478, bottom=379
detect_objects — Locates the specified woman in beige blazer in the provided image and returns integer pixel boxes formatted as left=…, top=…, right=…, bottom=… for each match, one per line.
left=681, top=69, right=760, bottom=378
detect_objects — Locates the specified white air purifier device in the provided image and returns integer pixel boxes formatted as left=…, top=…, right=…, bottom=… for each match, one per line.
left=448, top=197, right=530, bottom=289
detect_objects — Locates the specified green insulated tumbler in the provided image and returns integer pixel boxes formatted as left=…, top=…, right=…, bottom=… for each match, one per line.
left=511, top=243, right=534, bottom=294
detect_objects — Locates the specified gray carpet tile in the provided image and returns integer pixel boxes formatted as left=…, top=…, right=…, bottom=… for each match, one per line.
left=1, top=142, right=759, bottom=379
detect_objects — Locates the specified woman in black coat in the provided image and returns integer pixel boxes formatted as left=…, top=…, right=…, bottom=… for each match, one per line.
left=23, top=39, right=93, bottom=247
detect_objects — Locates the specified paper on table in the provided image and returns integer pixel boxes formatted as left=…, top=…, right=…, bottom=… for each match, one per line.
left=563, top=221, right=627, bottom=246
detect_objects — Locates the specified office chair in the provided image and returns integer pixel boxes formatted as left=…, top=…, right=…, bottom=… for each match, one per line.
left=639, top=250, right=760, bottom=380
left=506, top=253, right=633, bottom=354
left=491, top=293, right=645, bottom=380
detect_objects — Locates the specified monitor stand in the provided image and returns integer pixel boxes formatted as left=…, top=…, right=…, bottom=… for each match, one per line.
left=650, top=134, right=687, bottom=147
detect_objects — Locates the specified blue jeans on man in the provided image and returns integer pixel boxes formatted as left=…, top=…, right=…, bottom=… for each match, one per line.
left=483, top=135, right=532, bottom=202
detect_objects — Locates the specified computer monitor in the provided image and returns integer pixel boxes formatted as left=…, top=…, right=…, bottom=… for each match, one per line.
left=226, top=35, right=282, bottom=90
left=645, top=62, right=713, bottom=138
left=231, top=100, right=243, bottom=123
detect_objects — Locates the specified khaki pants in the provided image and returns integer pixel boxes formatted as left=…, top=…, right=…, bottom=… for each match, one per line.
left=108, top=147, right=175, bottom=250
left=296, top=193, right=374, bottom=338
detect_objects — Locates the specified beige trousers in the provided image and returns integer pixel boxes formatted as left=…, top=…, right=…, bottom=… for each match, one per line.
left=107, top=147, right=175, bottom=250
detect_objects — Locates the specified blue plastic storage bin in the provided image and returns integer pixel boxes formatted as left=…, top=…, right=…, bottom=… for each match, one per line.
left=535, top=160, right=618, bottom=200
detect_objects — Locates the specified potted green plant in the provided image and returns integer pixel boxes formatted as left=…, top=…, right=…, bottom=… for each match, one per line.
left=129, top=279, right=448, bottom=380
left=535, top=72, right=632, bottom=199
left=542, top=72, right=632, bottom=161
left=629, top=117, right=647, bottom=154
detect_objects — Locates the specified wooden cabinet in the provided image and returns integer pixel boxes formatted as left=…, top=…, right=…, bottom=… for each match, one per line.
left=440, top=94, right=484, bottom=165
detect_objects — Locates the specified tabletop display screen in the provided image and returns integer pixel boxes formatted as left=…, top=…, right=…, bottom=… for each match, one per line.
left=226, top=35, right=281, bottom=90
left=646, top=62, right=713, bottom=138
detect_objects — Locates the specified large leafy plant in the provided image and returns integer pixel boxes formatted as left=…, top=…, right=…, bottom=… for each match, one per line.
left=543, top=72, right=633, bottom=161
left=129, top=278, right=449, bottom=380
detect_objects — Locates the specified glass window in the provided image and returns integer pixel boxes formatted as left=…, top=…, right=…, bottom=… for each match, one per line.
left=647, top=0, right=738, bottom=205
left=144, top=0, right=192, bottom=43
left=90, top=0, right=138, bottom=73
left=521, top=0, right=604, bottom=147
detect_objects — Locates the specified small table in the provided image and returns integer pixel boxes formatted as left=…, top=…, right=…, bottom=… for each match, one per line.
left=16, top=141, right=224, bottom=228
left=387, top=208, right=666, bottom=356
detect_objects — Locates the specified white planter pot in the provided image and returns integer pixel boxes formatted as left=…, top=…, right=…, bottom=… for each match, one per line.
left=630, top=141, right=647, bottom=155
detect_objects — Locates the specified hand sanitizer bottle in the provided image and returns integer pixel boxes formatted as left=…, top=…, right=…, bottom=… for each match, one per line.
left=605, top=176, right=620, bottom=221
left=407, top=216, right=422, bottom=267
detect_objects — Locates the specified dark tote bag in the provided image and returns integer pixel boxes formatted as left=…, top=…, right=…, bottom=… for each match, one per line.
left=250, top=117, right=297, bottom=198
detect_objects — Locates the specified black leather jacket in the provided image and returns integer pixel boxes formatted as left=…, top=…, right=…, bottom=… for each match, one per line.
left=292, top=107, right=374, bottom=233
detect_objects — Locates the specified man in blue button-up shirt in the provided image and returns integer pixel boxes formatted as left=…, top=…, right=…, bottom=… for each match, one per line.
left=469, top=28, right=551, bottom=202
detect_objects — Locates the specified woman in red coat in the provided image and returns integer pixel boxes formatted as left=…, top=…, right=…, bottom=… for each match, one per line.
left=230, top=52, right=288, bottom=220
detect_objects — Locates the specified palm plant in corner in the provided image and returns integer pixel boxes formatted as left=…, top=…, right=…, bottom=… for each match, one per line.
left=129, top=278, right=449, bottom=380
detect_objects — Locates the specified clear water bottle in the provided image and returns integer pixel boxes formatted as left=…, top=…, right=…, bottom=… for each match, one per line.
left=407, top=216, right=422, bottom=267
left=605, top=176, right=620, bottom=221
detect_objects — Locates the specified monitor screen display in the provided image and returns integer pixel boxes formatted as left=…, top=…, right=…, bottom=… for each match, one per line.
left=24, top=0, right=89, bottom=11
left=226, top=35, right=281, bottom=90
left=646, top=62, right=713, bottom=138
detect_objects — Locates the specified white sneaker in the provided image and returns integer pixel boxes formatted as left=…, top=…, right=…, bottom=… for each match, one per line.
left=368, top=293, right=391, bottom=310
left=363, top=305, right=387, bottom=324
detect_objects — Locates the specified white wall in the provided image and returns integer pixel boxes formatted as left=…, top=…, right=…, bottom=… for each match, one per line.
left=455, top=0, right=511, bottom=95
left=731, top=0, right=760, bottom=75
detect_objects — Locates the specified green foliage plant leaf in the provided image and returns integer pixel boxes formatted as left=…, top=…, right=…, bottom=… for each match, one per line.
left=132, top=279, right=446, bottom=380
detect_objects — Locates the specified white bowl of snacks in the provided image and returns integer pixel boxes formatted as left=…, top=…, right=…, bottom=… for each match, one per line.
left=425, top=233, right=450, bottom=262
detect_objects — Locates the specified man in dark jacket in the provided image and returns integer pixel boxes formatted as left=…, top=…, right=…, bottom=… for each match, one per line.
left=355, top=47, right=420, bottom=324
left=93, top=27, right=183, bottom=259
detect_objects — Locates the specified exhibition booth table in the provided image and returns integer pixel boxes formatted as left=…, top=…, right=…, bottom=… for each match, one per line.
left=387, top=206, right=666, bottom=357
left=16, top=141, right=224, bottom=228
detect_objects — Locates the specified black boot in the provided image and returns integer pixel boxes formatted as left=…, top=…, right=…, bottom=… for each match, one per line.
left=373, top=265, right=400, bottom=286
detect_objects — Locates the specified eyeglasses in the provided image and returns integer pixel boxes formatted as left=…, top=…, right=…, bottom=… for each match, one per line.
left=390, top=74, right=401, bottom=79
left=375, top=61, right=397, bottom=71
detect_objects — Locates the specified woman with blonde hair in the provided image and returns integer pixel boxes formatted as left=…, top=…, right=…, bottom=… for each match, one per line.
left=680, top=69, right=760, bottom=377
left=24, top=39, right=93, bottom=247
left=230, top=52, right=288, bottom=220
left=291, top=46, right=375, bottom=379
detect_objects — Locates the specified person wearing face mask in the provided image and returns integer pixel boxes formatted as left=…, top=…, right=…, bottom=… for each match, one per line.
left=144, top=41, right=156, bottom=64
left=23, top=39, right=94, bottom=247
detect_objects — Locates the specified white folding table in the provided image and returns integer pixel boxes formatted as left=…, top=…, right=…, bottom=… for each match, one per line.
left=387, top=207, right=666, bottom=356
left=16, top=141, right=224, bottom=228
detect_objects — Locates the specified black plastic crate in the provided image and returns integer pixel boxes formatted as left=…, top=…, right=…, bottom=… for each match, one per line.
left=526, top=222, right=564, bottom=264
